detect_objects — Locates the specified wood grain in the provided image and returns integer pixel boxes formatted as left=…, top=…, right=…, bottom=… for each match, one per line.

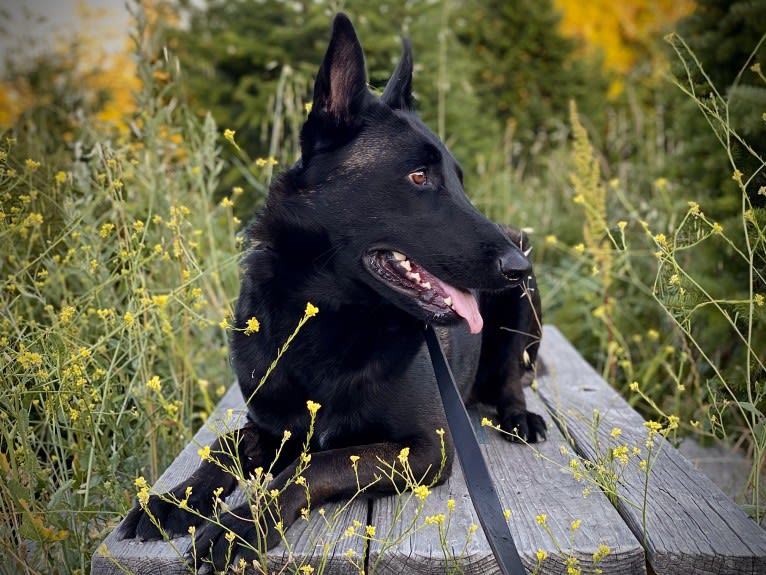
left=94, top=326, right=766, bottom=574
left=536, top=326, right=766, bottom=575
left=91, top=385, right=368, bottom=575
left=368, top=393, right=645, bottom=575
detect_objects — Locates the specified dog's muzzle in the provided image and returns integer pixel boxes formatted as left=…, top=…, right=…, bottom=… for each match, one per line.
left=498, top=248, right=532, bottom=286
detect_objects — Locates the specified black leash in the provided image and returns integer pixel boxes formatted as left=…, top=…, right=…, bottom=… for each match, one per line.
left=424, top=324, right=526, bottom=575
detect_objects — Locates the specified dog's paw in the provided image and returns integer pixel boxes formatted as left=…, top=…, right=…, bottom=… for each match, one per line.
left=500, top=411, right=547, bottom=444
left=120, top=487, right=212, bottom=541
left=186, top=503, right=278, bottom=573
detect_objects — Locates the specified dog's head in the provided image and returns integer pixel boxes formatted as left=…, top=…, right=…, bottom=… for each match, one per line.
left=262, top=13, right=531, bottom=334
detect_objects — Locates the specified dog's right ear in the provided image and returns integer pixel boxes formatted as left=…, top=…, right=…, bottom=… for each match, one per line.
left=381, top=38, right=414, bottom=111
left=310, top=13, right=369, bottom=127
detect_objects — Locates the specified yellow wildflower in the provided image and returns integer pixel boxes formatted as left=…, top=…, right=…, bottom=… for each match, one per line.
left=146, top=376, right=161, bottom=392
left=198, top=445, right=211, bottom=461
left=244, top=316, right=260, bottom=335
left=152, top=295, right=169, bottom=307
left=305, top=302, right=319, bottom=317
left=593, top=544, right=611, bottom=562
left=413, top=485, right=430, bottom=500
left=59, top=306, right=76, bottom=323
left=644, top=420, right=663, bottom=434
left=688, top=201, right=701, bottom=215
left=24, top=213, right=43, bottom=227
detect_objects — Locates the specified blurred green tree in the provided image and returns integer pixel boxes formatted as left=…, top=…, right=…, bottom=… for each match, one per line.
left=164, top=0, right=608, bottom=200
left=453, top=0, right=608, bottom=165
left=664, top=0, right=766, bottom=395
left=671, top=0, right=766, bottom=209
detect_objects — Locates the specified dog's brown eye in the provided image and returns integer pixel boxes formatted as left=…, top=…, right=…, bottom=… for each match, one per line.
left=408, top=170, right=428, bottom=186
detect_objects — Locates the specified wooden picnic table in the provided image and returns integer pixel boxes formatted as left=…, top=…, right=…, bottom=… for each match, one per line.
left=93, top=326, right=766, bottom=574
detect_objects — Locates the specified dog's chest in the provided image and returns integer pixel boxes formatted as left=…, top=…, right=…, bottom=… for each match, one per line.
left=435, top=325, right=482, bottom=400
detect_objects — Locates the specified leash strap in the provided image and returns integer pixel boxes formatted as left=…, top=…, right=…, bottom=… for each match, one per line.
left=424, top=325, right=526, bottom=575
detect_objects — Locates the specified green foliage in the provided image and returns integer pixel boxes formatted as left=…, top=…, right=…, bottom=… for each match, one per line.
left=167, top=0, right=475, bottom=198
left=454, top=0, right=608, bottom=161
left=165, top=0, right=608, bottom=195
left=671, top=0, right=766, bottom=205
left=526, top=47, right=766, bottom=518
left=0, top=9, right=242, bottom=573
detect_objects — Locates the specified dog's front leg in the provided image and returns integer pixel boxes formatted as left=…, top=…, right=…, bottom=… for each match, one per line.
left=189, top=438, right=452, bottom=572
left=473, top=228, right=547, bottom=443
left=121, top=423, right=282, bottom=541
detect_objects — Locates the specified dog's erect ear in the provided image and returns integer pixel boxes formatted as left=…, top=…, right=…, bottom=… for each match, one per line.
left=311, top=13, right=368, bottom=126
left=381, top=38, right=414, bottom=111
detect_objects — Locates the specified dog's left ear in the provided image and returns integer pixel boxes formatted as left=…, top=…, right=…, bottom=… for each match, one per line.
left=381, top=38, right=414, bottom=111
left=311, top=13, right=369, bottom=126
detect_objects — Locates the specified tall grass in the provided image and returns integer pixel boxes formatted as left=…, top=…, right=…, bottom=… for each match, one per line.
left=0, top=8, right=243, bottom=573
left=473, top=34, right=766, bottom=519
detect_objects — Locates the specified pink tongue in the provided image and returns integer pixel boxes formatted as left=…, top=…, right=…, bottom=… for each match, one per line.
left=439, top=282, right=483, bottom=334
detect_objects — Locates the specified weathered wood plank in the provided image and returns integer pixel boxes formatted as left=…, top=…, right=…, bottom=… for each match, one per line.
left=369, top=392, right=646, bottom=575
left=536, top=326, right=766, bottom=575
left=92, top=385, right=368, bottom=575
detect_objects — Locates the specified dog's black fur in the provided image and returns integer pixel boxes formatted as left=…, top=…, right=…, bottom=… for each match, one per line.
left=122, top=13, right=545, bottom=571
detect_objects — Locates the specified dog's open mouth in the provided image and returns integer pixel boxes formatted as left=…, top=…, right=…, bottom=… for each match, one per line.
left=365, top=250, right=483, bottom=334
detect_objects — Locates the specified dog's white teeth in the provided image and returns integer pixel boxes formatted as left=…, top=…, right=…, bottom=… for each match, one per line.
left=421, top=281, right=431, bottom=290
left=393, top=251, right=406, bottom=261
left=523, top=246, right=533, bottom=257
left=401, top=260, right=412, bottom=272
left=443, top=296, right=453, bottom=307
left=407, top=272, right=421, bottom=283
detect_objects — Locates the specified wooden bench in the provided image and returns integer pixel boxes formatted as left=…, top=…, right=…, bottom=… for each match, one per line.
left=93, top=326, right=766, bottom=574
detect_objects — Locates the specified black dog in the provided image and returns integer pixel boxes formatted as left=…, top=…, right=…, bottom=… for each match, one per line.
left=122, top=13, right=545, bottom=571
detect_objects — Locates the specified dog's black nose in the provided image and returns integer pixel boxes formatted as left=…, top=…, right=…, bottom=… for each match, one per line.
left=498, top=249, right=532, bottom=285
